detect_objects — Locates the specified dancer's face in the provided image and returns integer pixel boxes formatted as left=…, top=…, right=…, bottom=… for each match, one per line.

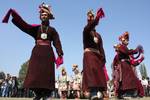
left=40, top=13, right=49, bottom=22
left=87, top=15, right=94, bottom=23
left=122, top=38, right=129, bottom=45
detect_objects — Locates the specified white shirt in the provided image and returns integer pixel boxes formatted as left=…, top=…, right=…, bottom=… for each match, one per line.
left=141, top=79, right=148, bottom=87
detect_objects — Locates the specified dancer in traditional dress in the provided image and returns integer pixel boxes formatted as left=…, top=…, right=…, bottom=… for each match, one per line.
left=112, top=32, right=143, bottom=99
left=82, top=8, right=107, bottom=100
left=2, top=3, right=63, bottom=100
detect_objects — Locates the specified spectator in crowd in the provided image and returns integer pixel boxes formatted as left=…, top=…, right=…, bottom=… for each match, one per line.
left=141, top=76, right=148, bottom=96
left=1, top=79, right=9, bottom=97
left=54, top=80, right=59, bottom=98
left=58, top=67, right=69, bottom=99
left=107, top=80, right=114, bottom=98
left=17, top=78, right=25, bottom=97
left=0, top=72, right=6, bottom=97
left=72, top=64, right=82, bottom=99
left=11, top=76, right=18, bottom=97
left=147, top=77, right=150, bottom=96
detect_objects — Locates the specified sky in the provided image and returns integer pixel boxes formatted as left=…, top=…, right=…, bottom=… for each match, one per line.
left=0, top=0, right=150, bottom=79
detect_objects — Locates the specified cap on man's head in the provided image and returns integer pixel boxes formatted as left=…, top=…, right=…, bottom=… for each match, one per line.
left=39, top=2, right=55, bottom=19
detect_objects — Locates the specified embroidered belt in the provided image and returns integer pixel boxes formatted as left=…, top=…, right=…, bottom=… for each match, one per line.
left=36, top=40, right=50, bottom=46
left=84, top=48, right=100, bottom=54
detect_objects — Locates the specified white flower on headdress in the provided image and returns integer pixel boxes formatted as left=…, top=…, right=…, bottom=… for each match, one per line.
left=42, top=3, right=49, bottom=8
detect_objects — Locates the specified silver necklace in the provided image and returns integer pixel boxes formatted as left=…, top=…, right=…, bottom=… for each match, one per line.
left=40, top=25, right=48, bottom=40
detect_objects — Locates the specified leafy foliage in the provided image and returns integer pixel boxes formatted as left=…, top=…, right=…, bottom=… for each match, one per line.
left=18, top=60, right=29, bottom=82
left=139, top=63, right=148, bottom=78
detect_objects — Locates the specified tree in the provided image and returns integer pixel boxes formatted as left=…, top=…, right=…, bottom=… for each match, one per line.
left=18, top=60, right=29, bottom=82
left=139, top=63, right=148, bottom=78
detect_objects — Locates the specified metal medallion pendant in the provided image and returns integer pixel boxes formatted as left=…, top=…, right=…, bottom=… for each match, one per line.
left=41, top=33, right=47, bottom=40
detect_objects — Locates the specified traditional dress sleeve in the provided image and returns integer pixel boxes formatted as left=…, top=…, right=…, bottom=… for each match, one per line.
left=118, top=44, right=138, bottom=55
left=113, top=55, right=118, bottom=67
left=99, top=34, right=106, bottom=63
left=10, top=9, right=38, bottom=38
left=51, top=28, right=63, bottom=56
left=83, top=18, right=99, bottom=34
left=130, top=53, right=144, bottom=66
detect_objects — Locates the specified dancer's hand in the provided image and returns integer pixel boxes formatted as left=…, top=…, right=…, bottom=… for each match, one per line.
left=2, top=8, right=14, bottom=23
left=137, top=45, right=144, bottom=53
left=96, top=8, right=105, bottom=19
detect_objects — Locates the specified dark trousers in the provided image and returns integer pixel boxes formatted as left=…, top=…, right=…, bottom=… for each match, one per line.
left=32, top=88, right=52, bottom=99
left=117, top=82, right=124, bottom=98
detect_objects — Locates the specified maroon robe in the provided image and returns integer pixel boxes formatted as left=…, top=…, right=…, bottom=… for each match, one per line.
left=116, top=44, right=138, bottom=90
left=82, top=19, right=107, bottom=91
left=10, top=10, right=63, bottom=90
left=112, top=54, right=121, bottom=96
